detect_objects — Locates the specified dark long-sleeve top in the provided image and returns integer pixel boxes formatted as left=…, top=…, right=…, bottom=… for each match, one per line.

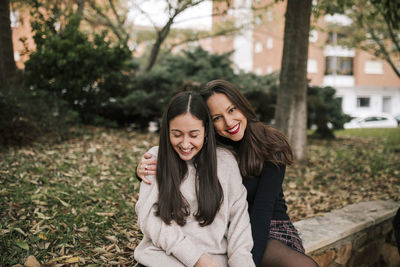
left=242, top=161, right=290, bottom=267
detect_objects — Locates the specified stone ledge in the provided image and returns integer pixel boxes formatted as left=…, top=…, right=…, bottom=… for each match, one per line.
left=293, top=200, right=399, bottom=254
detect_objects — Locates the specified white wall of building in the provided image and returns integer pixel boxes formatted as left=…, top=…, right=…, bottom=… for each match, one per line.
left=232, top=0, right=253, bottom=72
left=336, top=86, right=400, bottom=117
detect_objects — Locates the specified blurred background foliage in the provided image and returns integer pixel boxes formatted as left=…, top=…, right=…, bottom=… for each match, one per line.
left=1, top=5, right=349, bottom=147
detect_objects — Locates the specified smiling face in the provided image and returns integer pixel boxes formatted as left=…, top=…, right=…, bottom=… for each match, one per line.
left=206, top=93, right=247, bottom=142
left=169, top=113, right=205, bottom=161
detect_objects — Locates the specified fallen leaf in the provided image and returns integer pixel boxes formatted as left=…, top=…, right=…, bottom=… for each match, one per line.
left=12, top=228, right=27, bottom=236
left=24, top=255, right=40, bottom=267
left=93, top=247, right=107, bottom=254
left=38, top=233, right=47, bottom=240
left=64, top=257, right=80, bottom=263
left=56, top=197, right=69, bottom=207
left=15, top=240, right=29, bottom=250
left=105, top=235, right=117, bottom=243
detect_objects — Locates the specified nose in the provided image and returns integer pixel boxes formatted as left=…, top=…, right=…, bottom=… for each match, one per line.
left=181, top=136, right=190, bottom=148
left=224, top=115, right=234, bottom=127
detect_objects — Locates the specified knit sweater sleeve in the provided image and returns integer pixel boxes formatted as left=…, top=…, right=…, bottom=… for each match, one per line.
left=250, top=162, right=286, bottom=266
left=222, top=150, right=256, bottom=267
left=135, top=147, right=203, bottom=266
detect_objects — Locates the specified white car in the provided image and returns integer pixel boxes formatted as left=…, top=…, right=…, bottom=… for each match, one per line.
left=344, top=114, right=398, bottom=129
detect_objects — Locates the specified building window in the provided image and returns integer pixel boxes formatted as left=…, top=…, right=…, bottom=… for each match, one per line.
left=255, top=16, right=262, bottom=26
left=364, top=60, right=383, bottom=74
left=309, top=29, right=318, bottom=43
left=266, top=11, right=273, bottom=22
left=266, top=66, right=273, bottom=74
left=307, top=59, right=318, bottom=73
left=266, top=38, right=273, bottom=49
left=326, top=31, right=347, bottom=46
left=255, top=67, right=262, bottom=75
left=255, top=42, right=263, bottom=53
left=325, top=56, right=353, bottom=75
left=10, top=10, right=19, bottom=27
left=357, top=97, right=370, bottom=107
left=14, top=51, right=20, bottom=62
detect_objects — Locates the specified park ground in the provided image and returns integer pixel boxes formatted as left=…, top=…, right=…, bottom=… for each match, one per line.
left=0, top=127, right=399, bottom=266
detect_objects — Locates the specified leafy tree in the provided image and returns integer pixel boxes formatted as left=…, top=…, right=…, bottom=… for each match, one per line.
left=275, top=0, right=312, bottom=163
left=341, top=0, right=400, bottom=78
left=24, top=13, right=134, bottom=123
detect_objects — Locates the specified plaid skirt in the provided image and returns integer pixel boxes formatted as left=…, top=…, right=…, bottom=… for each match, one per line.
left=269, top=219, right=305, bottom=254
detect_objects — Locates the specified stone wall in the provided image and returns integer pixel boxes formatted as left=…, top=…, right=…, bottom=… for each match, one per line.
left=293, top=200, right=400, bottom=267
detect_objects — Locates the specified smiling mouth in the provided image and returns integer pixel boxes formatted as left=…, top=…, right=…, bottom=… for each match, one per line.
left=227, top=123, right=240, bottom=135
left=179, top=147, right=193, bottom=155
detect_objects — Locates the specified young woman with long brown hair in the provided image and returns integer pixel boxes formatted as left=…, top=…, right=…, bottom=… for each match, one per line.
left=134, top=91, right=255, bottom=267
left=137, top=81, right=318, bottom=267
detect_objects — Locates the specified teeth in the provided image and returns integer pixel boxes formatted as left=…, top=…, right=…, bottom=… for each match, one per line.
left=181, top=148, right=191, bottom=152
left=228, top=124, right=239, bottom=133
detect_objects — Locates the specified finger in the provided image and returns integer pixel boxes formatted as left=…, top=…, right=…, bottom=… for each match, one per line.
left=142, top=176, right=152, bottom=185
left=143, top=152, right=153, bottom=159
left=142, top=158, right=157, bottom=166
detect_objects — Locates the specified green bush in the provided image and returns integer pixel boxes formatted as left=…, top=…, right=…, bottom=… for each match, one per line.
left=307, top=86, right=351, bottom=138
left=0, top=87, right=79, bottom=147
left=24, top=14, right=134, bottom=124
left=234, top=72, right=279, bottom=124
left=118, top=47, right=238, bottom=127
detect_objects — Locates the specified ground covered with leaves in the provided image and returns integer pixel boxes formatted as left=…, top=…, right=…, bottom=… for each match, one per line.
left=1, top=127, right=399, bottom=266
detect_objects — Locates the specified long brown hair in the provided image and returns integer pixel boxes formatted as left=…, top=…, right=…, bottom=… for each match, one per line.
left=156, top=91, right=223, bottom=226
left=201, top=80, right=293, bottom=177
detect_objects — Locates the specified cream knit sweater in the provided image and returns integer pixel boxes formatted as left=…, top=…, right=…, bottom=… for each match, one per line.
left=134, top=146, right=255, bottom=267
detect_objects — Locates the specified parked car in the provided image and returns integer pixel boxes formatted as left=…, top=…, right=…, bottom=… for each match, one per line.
left=394, top=114, right=400, bottom=126
left=344, top=114, right=398, bottom=129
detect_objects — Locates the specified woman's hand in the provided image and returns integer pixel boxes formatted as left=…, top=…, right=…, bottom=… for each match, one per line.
left=194, top=254, right=220, bottom=267
left=136, top=152, right=157, bottom=184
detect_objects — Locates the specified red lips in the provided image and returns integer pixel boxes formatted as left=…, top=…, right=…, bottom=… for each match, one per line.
left=227, top=123, right=240, bottom=135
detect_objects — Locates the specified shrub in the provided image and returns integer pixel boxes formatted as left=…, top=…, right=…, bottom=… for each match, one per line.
left=234, top=72, right=279, bottom=124
left=0, top=87, right=79, bottom=147
left=307, top=86, right=351, bottom=138
left=24, top=14, right=134, bottom=124
left=118, top=47, right=238, bottom=127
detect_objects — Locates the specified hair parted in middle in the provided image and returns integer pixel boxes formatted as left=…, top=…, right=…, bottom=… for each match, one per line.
left=156, top=91, right=223, bottom=227
left=201, top=80, right=293, bottom=178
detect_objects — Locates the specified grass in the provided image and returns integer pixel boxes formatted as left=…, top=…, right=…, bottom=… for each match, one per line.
left=0, top=127, right=157, bottom=266
left=1, top=127, right=399, bottom=266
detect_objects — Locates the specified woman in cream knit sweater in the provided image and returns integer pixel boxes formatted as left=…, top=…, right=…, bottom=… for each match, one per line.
left=134, top=92, right=255, bottom=267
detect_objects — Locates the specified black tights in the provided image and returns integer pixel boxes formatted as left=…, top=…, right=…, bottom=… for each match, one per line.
left=261, top=239, right=319, bottom=267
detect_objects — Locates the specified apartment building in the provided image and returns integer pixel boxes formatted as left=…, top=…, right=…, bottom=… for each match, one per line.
left=211, top=0, right=400, bottom=118
left=10, top=1, right=400, bottom=117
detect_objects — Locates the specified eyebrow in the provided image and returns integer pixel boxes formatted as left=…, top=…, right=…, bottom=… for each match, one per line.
left=226, top=104, right=235, bottom=112
left=170, top=129, right=201, bottom=133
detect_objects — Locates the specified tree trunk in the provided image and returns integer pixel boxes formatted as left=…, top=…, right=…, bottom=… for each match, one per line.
left=274, top=0, right=312, bottom=164
left=0, top=0, right=17, bottom=88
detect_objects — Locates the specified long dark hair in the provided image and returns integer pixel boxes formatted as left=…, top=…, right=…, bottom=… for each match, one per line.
left=156, top=91, right=223, bottom=226
left=201, top=80, right=293, bottom=178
